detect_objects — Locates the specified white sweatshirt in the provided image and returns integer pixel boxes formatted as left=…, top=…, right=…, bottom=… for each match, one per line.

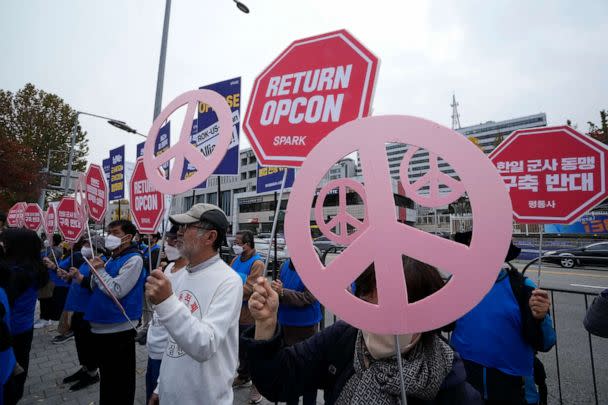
left=155, top=255, right=242, bottom=405
left=146, top=262, right=186, bottom=360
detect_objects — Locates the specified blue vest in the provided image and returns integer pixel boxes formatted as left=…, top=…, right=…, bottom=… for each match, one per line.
left=0, top=287, right=16, bottom=385
left=231, top=253, right=262, bottom=303
left=142, top=244, right=160, bottom=276
left=277, top=260, right=322, bottom=327
left=10, top=285, right=37, bottom=335
left=52, top=253, right=84, bottom=288
left=85, top=250, right=144, bottom=324
left=451, top=270, right=534, bottom=377
left=64, top=256, right=106, bottom=313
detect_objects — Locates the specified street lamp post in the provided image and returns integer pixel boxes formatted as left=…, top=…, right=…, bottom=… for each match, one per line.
left=63, top=111, right=145, bottom=195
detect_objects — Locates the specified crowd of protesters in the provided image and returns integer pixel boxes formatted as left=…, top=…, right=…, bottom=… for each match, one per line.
left=0, top=205, right=606, bottom=405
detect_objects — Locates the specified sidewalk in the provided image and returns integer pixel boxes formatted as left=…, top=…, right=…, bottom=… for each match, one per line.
left=19, top=324, right=321, bottom=405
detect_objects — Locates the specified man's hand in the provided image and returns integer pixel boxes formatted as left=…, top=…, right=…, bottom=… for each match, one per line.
left=249, top=277, right=279, bottom=340
left=69, top=267, right=84, bottom=284
left=148, top=393, right=159, bottom=405
left=145, top=269, right=172, bottom=305
left=529, top=289, right=551, bottom=320
left=42, top=257, right=56, bottom=270
left=89, top=256, right=104, bottom=270
left=57, top=268, right=70, bottom=281
left=271, top=279, right=283, bottom=296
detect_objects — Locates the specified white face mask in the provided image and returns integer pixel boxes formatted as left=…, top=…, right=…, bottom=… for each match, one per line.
left=233, top=245, right=244, bottom=255
left=81, top=247, right=94, bottom=259
left=43, top=240, right=50, bottom=248
left=105, top=235, right=122, bottom=251
left=164, top=245, right=180, bottom=261
left=361, top=331, right=420, bottom=360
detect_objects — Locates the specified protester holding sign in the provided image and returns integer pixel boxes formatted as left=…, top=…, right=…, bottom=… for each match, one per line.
left=230, top=230, right=265, bottom=403
left=270, top=254, right=322, bottom=405
left=83, top=219, right=144, bottom=405
left=144, top=226, right=187, bottom=403
left=450, top=231, right=554, bottom=405
left=145, top=204, right=242, bottom=405
left=243, top=257, right=481, bottom=404
left=60, top=236, right=107, bottom=392
left=0, top=228, right=48, bottom=405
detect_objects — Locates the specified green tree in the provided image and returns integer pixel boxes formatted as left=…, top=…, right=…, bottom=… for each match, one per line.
left=0, top=83, right=88, bottom=207
left=588, top=110, right=608, bottom=144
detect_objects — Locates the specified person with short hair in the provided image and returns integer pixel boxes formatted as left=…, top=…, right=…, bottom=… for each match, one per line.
left=230, top=229, right=265, bottom=403
left=84, top=219, right=144, bottom=405
left=146, top=204, right=242, bottom=405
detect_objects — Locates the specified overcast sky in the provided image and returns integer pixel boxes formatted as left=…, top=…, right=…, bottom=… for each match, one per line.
left=2, top=0, right=606, bottom=167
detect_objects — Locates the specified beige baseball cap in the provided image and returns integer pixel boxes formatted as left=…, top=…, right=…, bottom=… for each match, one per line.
left=169, top=203, right=229, bottom=231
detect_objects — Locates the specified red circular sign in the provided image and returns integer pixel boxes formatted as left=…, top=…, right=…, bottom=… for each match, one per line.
left=244, top=29, right=378, bottom=167
left=130, top=158, right=164, bottom=234
left=57, top=197, right=85, bottom=242
left=7, top=202, right=26, bottom=228
left=489, top=126, right=608, bottom=224
left=23, top=203, right=43, bottom=232
left=85, top=164, right=108, bottom=222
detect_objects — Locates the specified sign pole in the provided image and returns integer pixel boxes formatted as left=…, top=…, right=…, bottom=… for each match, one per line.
left=263, top=169, right=288, bottom=276
left=155, top=196, right=174, bottom=269
left=537, top=227, right=544, bottom=287
left=394, top=336, right=408, bottom=405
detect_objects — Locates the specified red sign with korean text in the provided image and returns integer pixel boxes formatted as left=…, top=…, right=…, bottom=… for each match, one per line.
left=23, top=203, right=43, bottom=232
left=85, top=164, right=108, bottom=222
left=45, top=204, right=57, bottom=236
left=57, top=197, right=85, bottom=242
left=489, top=126, right=608, bottom=224
left=130, top=158, right=164, bottom=234
left=244, top=29, right=379, bottom=167
left=7, top=202, right=26, bottom=228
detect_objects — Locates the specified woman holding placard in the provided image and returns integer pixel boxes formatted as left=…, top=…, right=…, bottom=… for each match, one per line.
left=243, top=256, right=482, bottom=405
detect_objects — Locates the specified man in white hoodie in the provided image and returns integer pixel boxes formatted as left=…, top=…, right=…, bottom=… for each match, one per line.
left=145, top=204, right=242, bottom=405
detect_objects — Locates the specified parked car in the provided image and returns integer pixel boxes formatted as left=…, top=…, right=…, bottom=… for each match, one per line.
left=313, top=236, right=344, bottom=252
left=543, top=242, right=608, bottom=268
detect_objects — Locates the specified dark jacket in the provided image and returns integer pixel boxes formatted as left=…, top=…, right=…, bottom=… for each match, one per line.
left=242, top=321, right=481, bottom=405
left=584, top=290, right=608, bottom=338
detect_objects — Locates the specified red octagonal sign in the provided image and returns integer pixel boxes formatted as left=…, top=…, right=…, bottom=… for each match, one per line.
left=57, top=197, right=85, bottom=242
left=24, top=203, right=43, bottom=232
left=489, top=126, right=608, bottom=224
left=130, top=158, right=164, bottom=234
left=7, top=202, right=26, bottom=228
left=85, top=164, right=108, bottom=222
left=244, top=29, right=378, bottom=167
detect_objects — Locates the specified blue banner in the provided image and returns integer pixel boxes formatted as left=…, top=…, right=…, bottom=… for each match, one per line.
left=196, top=77, right=241, bottom=175
left=136, top=142, right=145, bottom=158
left=256, top=165, right=295, bottom=193
left=137, top=121, right=170, bottom=177
left=102, top=158, right=111, bottom=185
left=109, top=145, right=125, bottom=201
left=180, top=120, right=206, bottom=189
left=544, top=214, right=608, bottom=235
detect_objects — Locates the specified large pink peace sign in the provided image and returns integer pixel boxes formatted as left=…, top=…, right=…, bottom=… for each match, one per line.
left=143, top=90, right=232, bottom=195
left=399, top=146, right=465, bottom=207
left=285, top=115, right=513, bottom=334
left=315, top=179, right=368, bottom=245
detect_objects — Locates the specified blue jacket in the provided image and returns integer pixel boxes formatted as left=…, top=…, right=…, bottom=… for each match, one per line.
left=277, top=260, right=322, bottom=327
left=64, top=256, right=107, bottom=313
left=231, top=253, right=263, bottom=303
left=243, top=321, right=482, bottom=405
left=0, top=287, right=16, bottom=386
left=52, top=252, right=85, bottom=288
left=85, top=249, right=144, bottom=324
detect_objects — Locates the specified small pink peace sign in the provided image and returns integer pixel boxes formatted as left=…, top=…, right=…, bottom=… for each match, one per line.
left=285, top=115, right=513, bottom=334
left=315, top=179, right=368, bottom=245
left=399, top=146, right=465, bottom=208
left=143, top=90, right=232, bottom=195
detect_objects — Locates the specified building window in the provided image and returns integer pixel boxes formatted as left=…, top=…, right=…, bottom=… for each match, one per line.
left=241, top=173, right=247, bottom=181
left=233, top=187, right=246, bottom=195
left=249, top=156, right=256, bottom=164
left=241, top=158, right=248, bottom=166
left=248, top=170, right=256, bottom=178
left=221, top=190, right=231, bottom=216
left=207, top=193, right=217, bottom=205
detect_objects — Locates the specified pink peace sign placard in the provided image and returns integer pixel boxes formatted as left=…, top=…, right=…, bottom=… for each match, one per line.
left=143, top=89, right=232, bottom=195
left=285, top=115, right=513, bottom=334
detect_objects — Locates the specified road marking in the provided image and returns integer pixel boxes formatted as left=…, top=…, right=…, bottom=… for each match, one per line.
left=570, top=283, right=608, bottom=290
left=539, top=270, right=608, bottom=279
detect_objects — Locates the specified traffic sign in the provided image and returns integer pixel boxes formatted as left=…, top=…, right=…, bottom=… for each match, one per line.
left=85, top=164, right=108, bottom=222
left=57, top=197, right=85, bottom=242
left=130, top=158, right=164, bottom=234
left=45, top=204, right=57, bottom=236
left=489, top=126, right=608, bottom=224
left=7, top=202, right=26, bottom=228
left=285, top=116, right=513, bottom=334
left=23, top=203, right=43, bottom=232
left=244, top=29, right=379, bottom=167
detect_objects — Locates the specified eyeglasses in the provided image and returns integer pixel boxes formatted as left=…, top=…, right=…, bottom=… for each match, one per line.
left=178, top=223, right=213, bottom=232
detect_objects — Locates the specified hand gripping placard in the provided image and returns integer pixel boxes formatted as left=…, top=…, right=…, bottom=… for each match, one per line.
left=285, top=115, right=513, bottom=334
